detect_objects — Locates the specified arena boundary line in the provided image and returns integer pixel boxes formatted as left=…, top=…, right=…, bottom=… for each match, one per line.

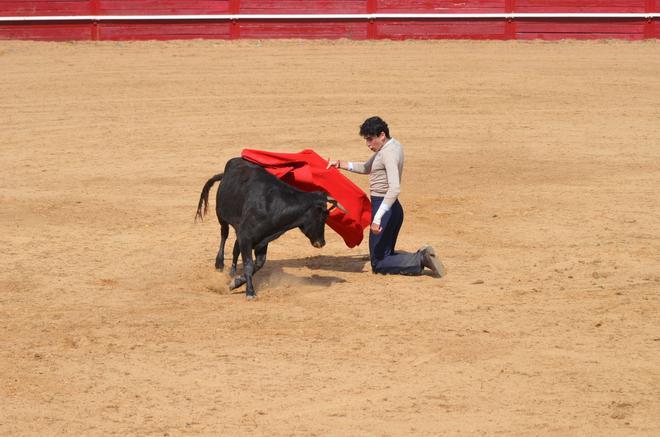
left=1, top=9, right=657, bottom=40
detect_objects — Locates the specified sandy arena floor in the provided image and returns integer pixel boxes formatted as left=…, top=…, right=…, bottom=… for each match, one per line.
left=1, top=39, right=659, bottom=435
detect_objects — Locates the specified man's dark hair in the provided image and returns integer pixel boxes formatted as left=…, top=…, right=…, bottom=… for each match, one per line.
left=360, top=116, right=390, bottom=139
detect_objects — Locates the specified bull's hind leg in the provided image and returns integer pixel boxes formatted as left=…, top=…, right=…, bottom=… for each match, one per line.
left=215, top=221, right=229, bottom=271
left=229, top=244, right=268, bottom=291
left=229, top=239, right=240, bottom=277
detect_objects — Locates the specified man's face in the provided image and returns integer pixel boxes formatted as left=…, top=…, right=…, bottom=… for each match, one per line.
left=364, top=132, right=388, bottom=152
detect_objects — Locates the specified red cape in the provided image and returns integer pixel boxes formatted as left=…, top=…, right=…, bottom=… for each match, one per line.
left=241, top=149, right=371, bottom=248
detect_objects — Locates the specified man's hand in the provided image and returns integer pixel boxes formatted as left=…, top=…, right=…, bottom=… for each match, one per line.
left=370, top=223, right=382, bottom=235
left=326, top=158, right=339, bottom=169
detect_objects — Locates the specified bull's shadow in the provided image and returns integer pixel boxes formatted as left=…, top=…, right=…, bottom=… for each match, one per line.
left=226, top=254, right=369, bottom=294
left=271, top=254, right=370, bottom=273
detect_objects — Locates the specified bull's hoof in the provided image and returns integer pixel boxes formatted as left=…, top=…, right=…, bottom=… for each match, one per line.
left=215, top=257, right=225, bottom=271
left=228, top=278, right=240, bottom=290
left=246, top=291, right=256, bottom=300
left=229, top=266, right=237, bottom=277
left=215, top=266, right=224, bottom=272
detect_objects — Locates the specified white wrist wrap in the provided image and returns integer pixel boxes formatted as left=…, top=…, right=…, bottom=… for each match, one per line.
left=372, top=203, right=390, bottom=226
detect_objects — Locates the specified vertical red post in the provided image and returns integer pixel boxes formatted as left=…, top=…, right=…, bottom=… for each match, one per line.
left=367, top=0, right=377, bottom=39
left=505, top=0, right=516, bottom=40
left=90, top=0, right=100, bottom=41
left=229, top=0, right=240, bottom=39
left=645, top=0, right=656, bottom=39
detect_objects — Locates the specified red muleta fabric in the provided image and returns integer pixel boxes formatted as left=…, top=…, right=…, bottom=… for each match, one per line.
left=241, top=149, right=371, bottom=248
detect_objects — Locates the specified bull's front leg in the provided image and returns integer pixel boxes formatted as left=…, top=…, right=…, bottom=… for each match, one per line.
left=237, top=237, right=256, bottom=299
left=228, top=244, right=268, bottom=291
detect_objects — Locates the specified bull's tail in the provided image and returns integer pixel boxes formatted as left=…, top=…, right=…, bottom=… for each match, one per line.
left=195, top=173, right=224, bottom=222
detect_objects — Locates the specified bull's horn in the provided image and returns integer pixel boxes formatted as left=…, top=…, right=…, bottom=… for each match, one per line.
left=327, top=196, right=348, bottom=214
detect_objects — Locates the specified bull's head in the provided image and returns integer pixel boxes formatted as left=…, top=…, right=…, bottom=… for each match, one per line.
left=299, top=193, right=347, bottom=248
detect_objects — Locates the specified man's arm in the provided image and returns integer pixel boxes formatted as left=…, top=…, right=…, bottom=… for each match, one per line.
left=327, top=154, right=375, bottom=174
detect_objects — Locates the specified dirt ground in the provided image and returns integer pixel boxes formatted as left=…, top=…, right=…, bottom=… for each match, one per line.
left=1, top=39, right=659, bottom=436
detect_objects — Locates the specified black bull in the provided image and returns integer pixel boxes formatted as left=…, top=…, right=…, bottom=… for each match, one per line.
left=195, top=158, right=344, bottom=299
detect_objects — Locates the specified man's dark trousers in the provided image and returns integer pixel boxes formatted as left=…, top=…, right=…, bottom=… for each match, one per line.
left=369, top=196, right=423, bottom=275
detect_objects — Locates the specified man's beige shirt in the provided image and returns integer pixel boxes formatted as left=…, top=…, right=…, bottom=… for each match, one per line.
left=349, top=138, right=404, bottom=208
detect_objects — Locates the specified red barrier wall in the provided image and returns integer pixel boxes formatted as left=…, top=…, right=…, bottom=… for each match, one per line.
left=0, top=0, right=657, bottom=40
